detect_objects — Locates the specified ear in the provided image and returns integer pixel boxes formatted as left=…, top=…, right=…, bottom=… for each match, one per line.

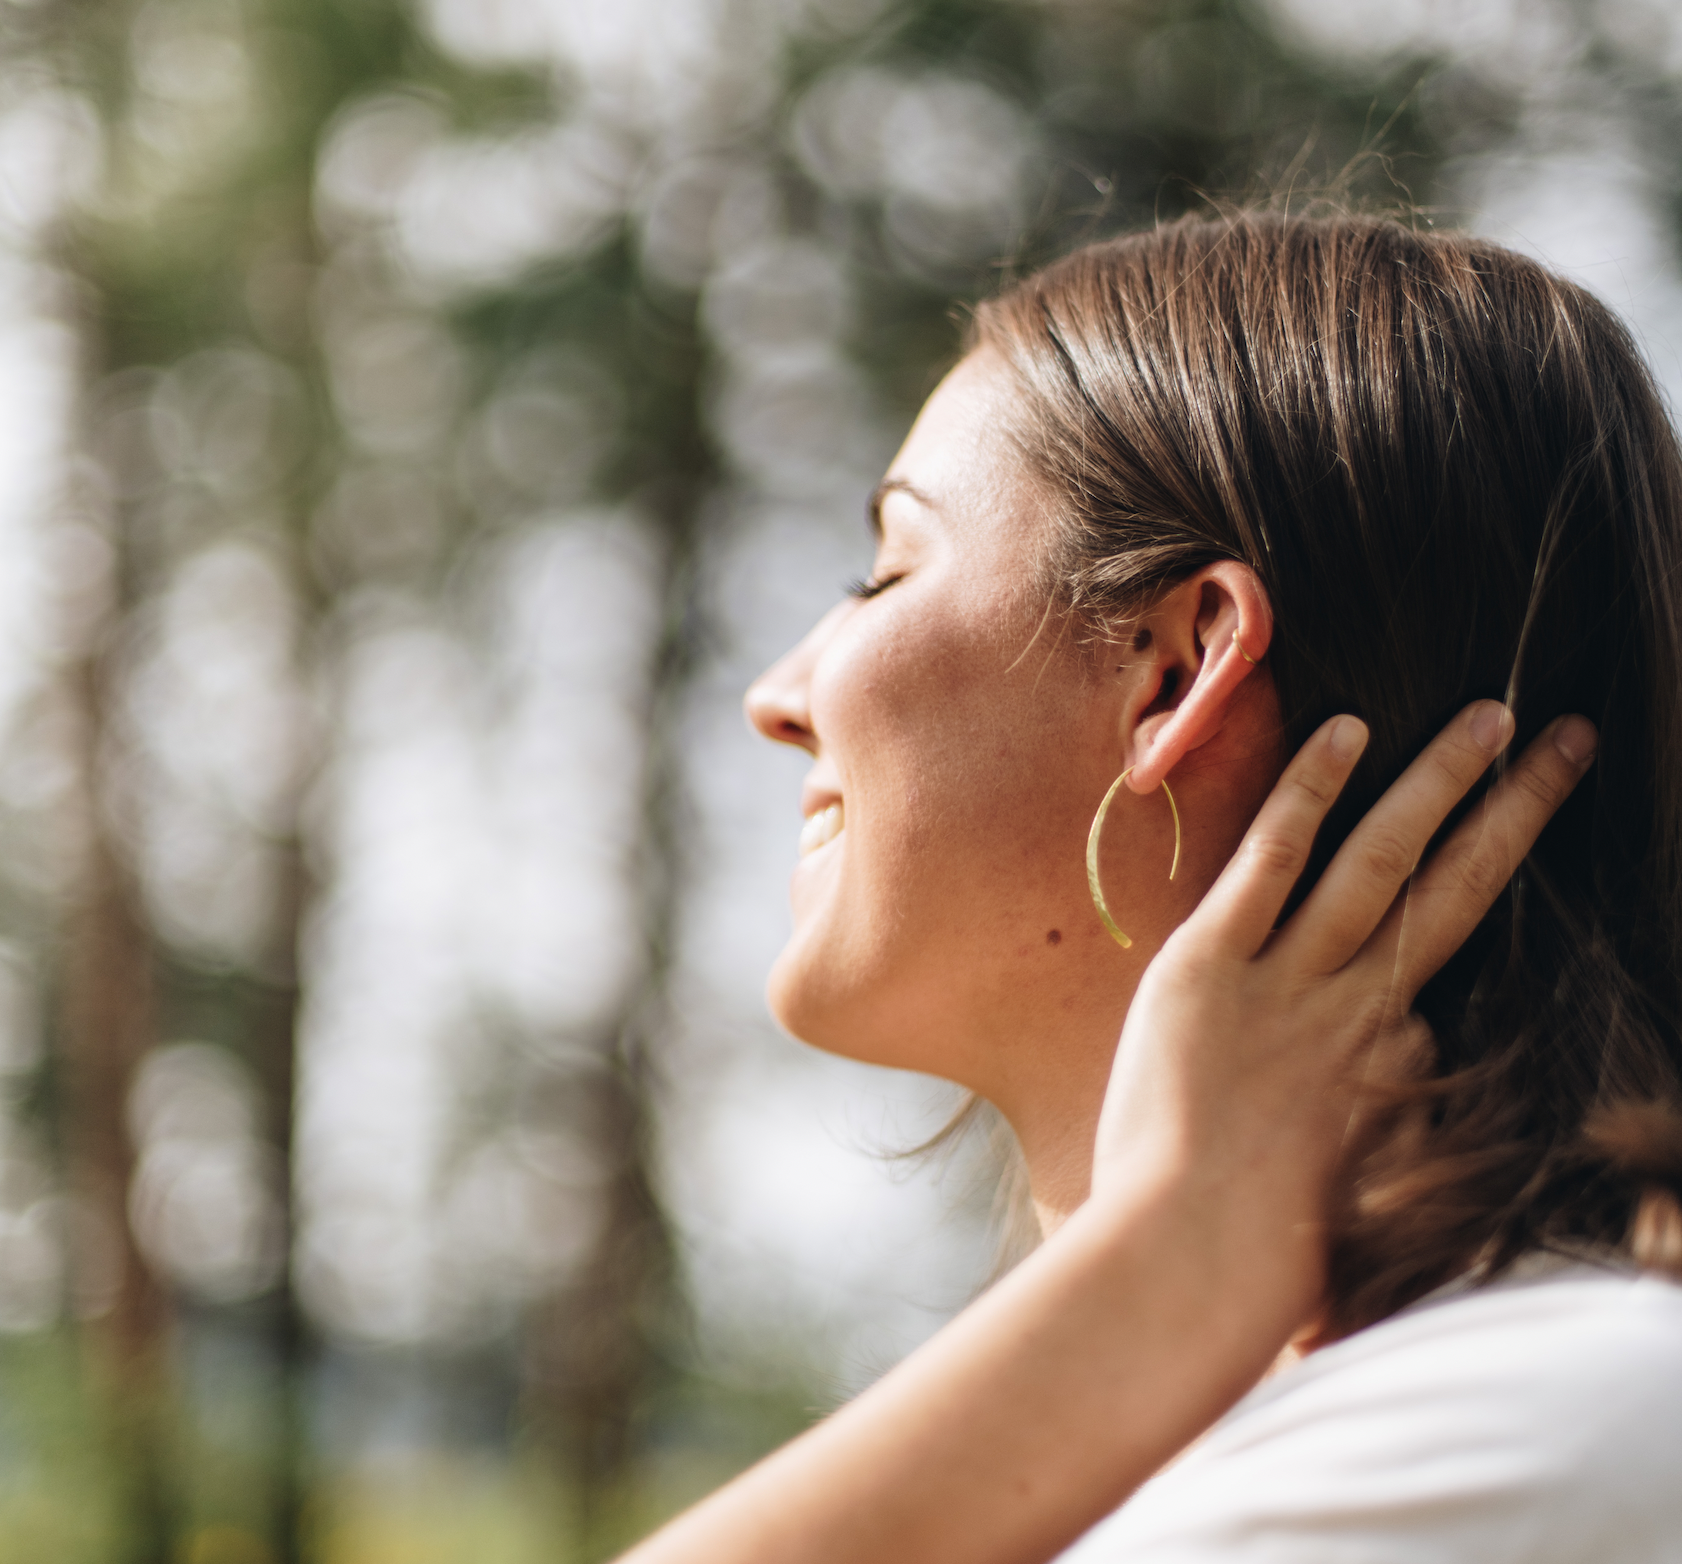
left=1124, top=561, right=1272, bottom=794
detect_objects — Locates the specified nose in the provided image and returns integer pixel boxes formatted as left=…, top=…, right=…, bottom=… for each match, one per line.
left=746, top=607, right=842, bottom=755
left=745, top=645, right=817, bottom=754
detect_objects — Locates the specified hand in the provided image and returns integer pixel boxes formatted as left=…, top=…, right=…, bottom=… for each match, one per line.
left=619, top=704, right=1596, bottom=1564
left=1093, top=702, right=1598, bottom=1328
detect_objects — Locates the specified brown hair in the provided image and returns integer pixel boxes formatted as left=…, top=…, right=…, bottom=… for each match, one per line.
left=973, top=212, right=1682, bottom=1335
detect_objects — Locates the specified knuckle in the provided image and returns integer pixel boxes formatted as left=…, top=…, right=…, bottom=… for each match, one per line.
left=1355, top=824, right=1419, bottom=886
left=1506, top=758, right=1565, bottom=812
left=1425, top=727, right=1496, bottom=795
left=1456, top=840, right=1513, bottom=904
left=1423, top=739, right=1473, bottom=786
left=1289, top=765, right=1340, bottom=810
left=1352, top=988, right=1391, bottom=1037
left=1244, top=831, right=1303, bottom=880
left=1419, top=743, right=1486, bottom=803
left=1321, top=983, right=1388, bottom=1055
left=1162, top=939, right=1221, bottom=989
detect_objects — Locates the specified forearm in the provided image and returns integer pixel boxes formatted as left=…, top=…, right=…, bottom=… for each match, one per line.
left=618, top=1167, right=1307, bottom=1564
left=619, top=705, right=1579, bottom=1564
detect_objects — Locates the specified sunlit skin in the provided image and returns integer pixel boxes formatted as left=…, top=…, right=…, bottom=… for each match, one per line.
left=630, top=341, right=1596, bottom=1564
left=746, top=349, right=1285, bottom=1225
left=629, top=341, right=1600, bottom=1564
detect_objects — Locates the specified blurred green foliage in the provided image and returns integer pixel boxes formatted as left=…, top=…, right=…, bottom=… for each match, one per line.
left=2, top=0, right=1678, bottom=1560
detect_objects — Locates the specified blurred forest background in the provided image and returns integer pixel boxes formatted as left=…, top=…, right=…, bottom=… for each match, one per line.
left=0, top=0, right=1680, bottom=1559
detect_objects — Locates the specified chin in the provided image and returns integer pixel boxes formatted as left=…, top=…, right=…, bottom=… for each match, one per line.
left=767, top=833, right=1009, bottom=1083
left=764, top=910, right=978, bottom=1084
left=764, top=918, right=859, bottom=1056
left=772, top=836, right=872, bottom=1050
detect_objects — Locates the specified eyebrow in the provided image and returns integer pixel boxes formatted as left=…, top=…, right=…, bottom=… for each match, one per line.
left=866, top=477, right=937, bottom=538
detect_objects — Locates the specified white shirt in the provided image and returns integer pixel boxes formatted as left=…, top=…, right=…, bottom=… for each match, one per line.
left=1056, top=1257, right=1682, bottom=1563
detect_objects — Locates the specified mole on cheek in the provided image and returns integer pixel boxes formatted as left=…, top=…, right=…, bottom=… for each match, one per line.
left=1046, top=928, right=1062, bottom=946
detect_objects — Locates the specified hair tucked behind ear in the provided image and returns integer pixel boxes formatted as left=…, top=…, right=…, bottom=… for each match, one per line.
left=974, top=212, right=1682, bottom=1334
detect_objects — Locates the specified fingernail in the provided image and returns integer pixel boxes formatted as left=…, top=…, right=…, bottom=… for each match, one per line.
left=1329, top=715, right=1368, bottom=760
left=1553, top=716, right=1597, bottom=765
left=1470, top=703, right=1514, bottom=753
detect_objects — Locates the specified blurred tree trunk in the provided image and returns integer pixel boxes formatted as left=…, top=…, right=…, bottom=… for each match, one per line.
left=523, top=486, right=702, bottom=1542
left=251, top=836, right=310, bottom=1564
left=58, top=650, right=172, bottom=1564
left=532, top=1054, right=676, bottom=1501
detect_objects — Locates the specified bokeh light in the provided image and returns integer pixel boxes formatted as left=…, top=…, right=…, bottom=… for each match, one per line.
left=0, top=1, right=1680, bottom=1559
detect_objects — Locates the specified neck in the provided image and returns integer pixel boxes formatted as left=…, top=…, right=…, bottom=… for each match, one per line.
left=996, top=1060, right=1110, bottom=1237
left=999, top=746, right=1287, bottom=1237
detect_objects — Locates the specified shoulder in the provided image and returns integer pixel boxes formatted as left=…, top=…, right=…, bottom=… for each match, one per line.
left=1058, top=1261, right=1682, bottom=1564
left=1238, top=1258, right=1682, bottom=1459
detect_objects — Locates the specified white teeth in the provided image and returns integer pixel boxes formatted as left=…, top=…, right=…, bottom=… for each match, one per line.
left=798, top=802, right=844, bottom=857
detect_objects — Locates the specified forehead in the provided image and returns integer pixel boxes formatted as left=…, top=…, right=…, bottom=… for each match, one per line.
left=871, top=350, right=1035, bottom=538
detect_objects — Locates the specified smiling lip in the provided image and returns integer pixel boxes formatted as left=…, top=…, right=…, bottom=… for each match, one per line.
left=798, top=801, right=845, bottom=857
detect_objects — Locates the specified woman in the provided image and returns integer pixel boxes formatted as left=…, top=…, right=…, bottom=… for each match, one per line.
left=624, top=214, right=1682, bottom=1563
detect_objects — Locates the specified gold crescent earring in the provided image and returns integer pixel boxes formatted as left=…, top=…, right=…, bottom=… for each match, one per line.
left=1085, top=767, right=1181, bottom=949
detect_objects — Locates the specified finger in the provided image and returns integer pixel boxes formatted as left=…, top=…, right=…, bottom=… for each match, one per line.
left=1195, top=715, right=1369, bottom=957
left=1371, top=714, right=1597, bottom=1003
left=1283, top=701, right=1515, bottom=974
left=1337, top=1013, right=1436, bottom=1165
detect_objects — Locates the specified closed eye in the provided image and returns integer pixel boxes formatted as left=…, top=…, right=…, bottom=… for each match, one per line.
left=845, top=574, right=902, bottom=601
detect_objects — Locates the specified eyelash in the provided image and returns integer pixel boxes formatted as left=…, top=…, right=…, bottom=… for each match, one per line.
left=845, top=574, right=901, bottom=601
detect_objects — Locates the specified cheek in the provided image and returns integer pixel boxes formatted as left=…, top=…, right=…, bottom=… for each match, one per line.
left=768, top=591, right=1119, bottom=1069
left=811, top=600, right=1100, bottom=926
left=769, top=676, right=1106, bottom=1069
left=813, top=602, right=1011, bottom=837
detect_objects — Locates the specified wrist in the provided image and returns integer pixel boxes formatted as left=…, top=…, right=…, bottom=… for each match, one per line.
left=1074, top=1147, right=1324, bottom=1357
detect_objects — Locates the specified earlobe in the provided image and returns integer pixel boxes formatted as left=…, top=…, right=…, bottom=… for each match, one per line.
left=1124, top=562, right=1272, bottom=793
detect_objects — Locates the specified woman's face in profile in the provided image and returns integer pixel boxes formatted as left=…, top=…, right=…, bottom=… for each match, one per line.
left=745, top=352, right=1165, bottom=1104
